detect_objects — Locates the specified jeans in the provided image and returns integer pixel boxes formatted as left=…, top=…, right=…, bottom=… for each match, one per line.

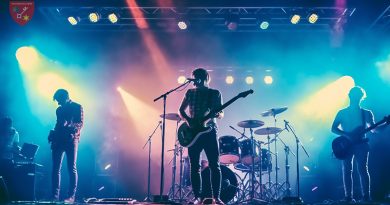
left=188, top=129, right=221, bottom=199
left=51, top=140, right=78, bottom=199
left=342, top=143, right=370, bottom=199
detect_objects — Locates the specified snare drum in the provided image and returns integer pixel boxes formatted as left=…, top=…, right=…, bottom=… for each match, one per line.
left=240, top=139, right=260, bottom=165
left=219, top=136, right=240, bottom=164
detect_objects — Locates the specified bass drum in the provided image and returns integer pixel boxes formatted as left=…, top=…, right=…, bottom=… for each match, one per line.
left=201, top=165, right=238, bottom=204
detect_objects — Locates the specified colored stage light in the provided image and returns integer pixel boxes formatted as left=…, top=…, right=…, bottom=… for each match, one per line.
left=177, top=21, right=188, bottom=30
left=37, top=73, right=71, bottom=99
left=16, top=46, right=39, bottom=70
left=89, top=12, right=100, bottom=23
left=245, top=76, right=254, bottom=85
left=104, top=164, right=112, bottom=170
left=177, top=75, right=186, bottom=84
left=296, top=75, right=355, bottom=121
left=225, top=14, right=239, bottom=31
left=264, top=75, right=273, bottom=85
left=225, top=76, right=234, bottom=84
left=308, top=13, right=319, bottom=24
left=108, top=13, right=119, bottom=24
left=67, top=16, right=79, bottom=25
left=260, top=21, right=269, bottom=30
left=290, top=14, right=301, bottom=24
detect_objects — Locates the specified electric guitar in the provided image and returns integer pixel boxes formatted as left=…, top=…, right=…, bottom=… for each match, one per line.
left=178, top=89, right=254, bottom=147
left=332, top=115, right=390, bottom=160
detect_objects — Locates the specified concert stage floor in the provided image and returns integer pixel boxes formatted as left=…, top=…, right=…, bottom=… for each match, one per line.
left=6, top=201, right=390, bottom=205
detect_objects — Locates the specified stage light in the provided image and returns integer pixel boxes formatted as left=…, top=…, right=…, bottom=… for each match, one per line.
left=290, top=14, right=301, bottom=24
left=296, top=75, right=355, bottom=121
left=260, top=21, right=269, bottom=30
left=67, top=16, right=79, bottom=25
left=245, top=76, right=254, bottom=85
left=225, top=14, right=239, bottom=31
left=108, top=13, right=118, bottom=24
left=177, top=21, right=188, bottom=30
left=104, top=164, right=112, bottom=170
left=89, top=12, right=100, bottom=23
left=225, top=75, right=234, bottom=84
left=308, top=13, right=319, bottom=24
left=177, top=75, right=186, bottom=84
left=264, top=75, right=273, bottom=85
left=303, top=166, right=310, bottom=171
left=37, top=73, right=72, bottom=99
left=16, top=46, right=39, bottom=70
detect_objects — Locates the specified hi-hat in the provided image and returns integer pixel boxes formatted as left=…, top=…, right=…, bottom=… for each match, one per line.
left=254, top=127, right=283, bottom=135
left=261, top=107, right=288, bottom=117
left=237, top=120, right=265, bottom=128
left=160, top=113, right=181, bottom=121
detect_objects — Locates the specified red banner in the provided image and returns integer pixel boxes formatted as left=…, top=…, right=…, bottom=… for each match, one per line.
left=9, top=0, right=34, bottom=26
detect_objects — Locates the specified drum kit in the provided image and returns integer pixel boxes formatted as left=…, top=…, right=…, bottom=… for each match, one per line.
left=155, top=107, right=300, bottom=204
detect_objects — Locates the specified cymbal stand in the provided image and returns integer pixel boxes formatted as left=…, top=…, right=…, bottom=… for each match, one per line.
left=143, top=121, right=162, bottom=202
left=276, top=134, right=295, bottom=198
left=168, top=120, right=181, bottom=201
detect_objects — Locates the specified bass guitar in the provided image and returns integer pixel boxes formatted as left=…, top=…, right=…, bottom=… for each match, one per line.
left=332, top=115, right=389, bottom=160
left=178, top=89, right=253, bottom=147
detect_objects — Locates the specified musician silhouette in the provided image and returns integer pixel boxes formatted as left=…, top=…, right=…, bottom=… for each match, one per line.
left=331, top=86, right=374, bottom=202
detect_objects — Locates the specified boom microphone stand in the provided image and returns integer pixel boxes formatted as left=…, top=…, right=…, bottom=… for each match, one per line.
left=284, top=120, right=310, bottom=203
left=153, top=80, right=191, bottom=201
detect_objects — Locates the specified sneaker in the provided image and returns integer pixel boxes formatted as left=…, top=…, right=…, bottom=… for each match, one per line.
left=214, top=198, right=225, bottom=205
left=64, top=197, right=75, bottom=204
left=189, top=197, right=203, bottom=204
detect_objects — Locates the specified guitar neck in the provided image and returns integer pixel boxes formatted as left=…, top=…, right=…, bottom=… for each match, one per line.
left=364, top=116, right=388, bottom=133
left=201, top=91, right=252, bottom=123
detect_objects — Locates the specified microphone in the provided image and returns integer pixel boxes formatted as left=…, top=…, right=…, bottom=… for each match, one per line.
left=284, top=119, right=290, bottom=132
left=187, top=78, right=201, bottom=83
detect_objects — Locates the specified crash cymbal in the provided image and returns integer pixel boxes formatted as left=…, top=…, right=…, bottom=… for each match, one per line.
left=160, top=113, right=181, bottom=121
left=261, top=107, right=288, bottom=117
left=237, top=120, right=265, bottom=128
left=254, top=127, right=283, bottom=135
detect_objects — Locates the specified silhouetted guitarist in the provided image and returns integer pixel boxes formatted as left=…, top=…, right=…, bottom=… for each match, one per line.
left=179, top=68, right=224, bottom=204
left=331, top=86, right=373, bottom=202
left=50, top=89, right=83, bottom=203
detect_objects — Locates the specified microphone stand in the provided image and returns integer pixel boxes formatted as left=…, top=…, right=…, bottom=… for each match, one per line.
left=153, top=80, right=191, bottom=201
left=284, top=120, right=310, bottom=203
left=143, top=121, right=162, bottom=202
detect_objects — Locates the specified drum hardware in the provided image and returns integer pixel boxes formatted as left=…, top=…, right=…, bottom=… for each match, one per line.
left=260, top=107, right=288, bottom=117
left=142, top=121, right=162, bottom=202
left=163, top=115, right=186, bottom=202
left=236, top=120, right=268, bottom=204
left=260, top=107, right=287, bottom=201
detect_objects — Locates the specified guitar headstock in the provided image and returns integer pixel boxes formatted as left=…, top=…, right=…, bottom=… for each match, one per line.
left=238, top=89, right=254, bottom=98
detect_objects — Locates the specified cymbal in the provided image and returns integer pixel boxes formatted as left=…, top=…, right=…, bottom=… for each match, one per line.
left=254, top=127, right=283, bottom=135
left=160, top=113, right=181, bottom=121
left=261, top=107, right=288, bottom=117
left=237, top=120, right=265, bottom=128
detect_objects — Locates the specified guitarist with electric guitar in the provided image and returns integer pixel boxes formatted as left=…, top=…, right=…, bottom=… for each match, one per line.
left=178, top=68, right=252, bottom=205
left=331, top=86, right=389, bottom=202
